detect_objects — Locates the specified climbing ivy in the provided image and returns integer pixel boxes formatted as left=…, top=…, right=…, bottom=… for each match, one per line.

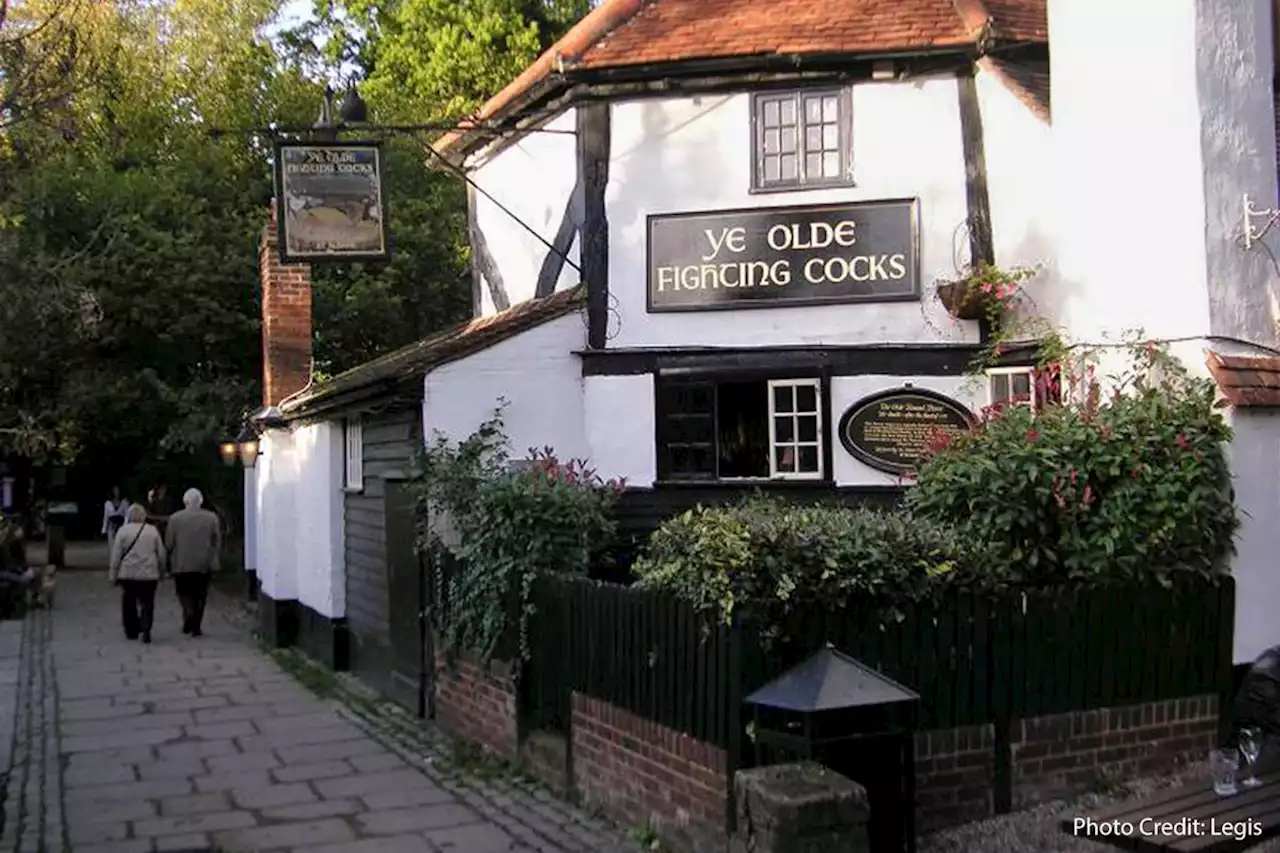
left=408, top=402, right=625, bottom=667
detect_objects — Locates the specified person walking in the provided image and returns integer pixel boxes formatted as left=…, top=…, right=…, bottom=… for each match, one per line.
left=164, top=488, right=220, bottom=637
left=145, top=482, right=174, bottom=539
left=102, top=486, right=130, bottom=542
left=108, top=504, right=166, bottom=643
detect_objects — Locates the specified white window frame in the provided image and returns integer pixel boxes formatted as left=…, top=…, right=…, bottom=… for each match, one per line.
left=987, top=366, right=1038, bottom=410
left=766, top=378, right=824, bottom=481
left=344, top=417, right=364, bottom=492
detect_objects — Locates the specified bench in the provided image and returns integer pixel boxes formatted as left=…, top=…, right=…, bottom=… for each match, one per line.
left=1060, top=772, right=1280, bottom=852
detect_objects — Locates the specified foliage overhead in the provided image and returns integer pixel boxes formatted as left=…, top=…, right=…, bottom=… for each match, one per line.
left=0, top=0, right=551, bottom=480
left=284, top=0, right=589, bottom=124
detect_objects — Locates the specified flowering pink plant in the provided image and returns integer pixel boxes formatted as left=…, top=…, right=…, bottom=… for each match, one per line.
left=935, top=262, right=1039, bottom=324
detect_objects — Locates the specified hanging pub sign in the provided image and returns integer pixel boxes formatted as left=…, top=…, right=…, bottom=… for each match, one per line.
left=647, top=198, right=919, bottom=312
left=273, top=141, right=390, bottom=263
left=838, top=387, right=974, bottom=475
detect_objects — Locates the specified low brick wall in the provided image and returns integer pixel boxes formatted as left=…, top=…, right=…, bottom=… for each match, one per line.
left=915, top=724, right=995, bottom=831
left=571, top=693, right=728, bottom=852
left=914, top=695, right=1220, bottom=831
left=433, top=653, right=518, bottom=760
left=1011, top=695, right=1219, bottom=809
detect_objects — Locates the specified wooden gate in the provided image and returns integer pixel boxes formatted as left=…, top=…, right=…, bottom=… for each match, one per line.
left=384, top=479, right=429, bottom=717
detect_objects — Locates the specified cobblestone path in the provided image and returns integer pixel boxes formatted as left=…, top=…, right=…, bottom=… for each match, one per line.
left=0, top=571, right=639, bottom=853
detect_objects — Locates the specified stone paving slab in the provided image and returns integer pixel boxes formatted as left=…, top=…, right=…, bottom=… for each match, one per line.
left=0, top=568, right=646, bottom=853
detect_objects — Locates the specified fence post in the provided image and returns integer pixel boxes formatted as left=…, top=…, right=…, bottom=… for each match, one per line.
left=724, top=619, right=743, bottom=836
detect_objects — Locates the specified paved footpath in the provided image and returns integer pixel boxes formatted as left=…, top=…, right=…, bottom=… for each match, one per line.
left=0, top=571, right=640, bottom=853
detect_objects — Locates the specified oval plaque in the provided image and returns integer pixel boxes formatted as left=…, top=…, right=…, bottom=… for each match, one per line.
left=837, top=388, right=975, bottom=474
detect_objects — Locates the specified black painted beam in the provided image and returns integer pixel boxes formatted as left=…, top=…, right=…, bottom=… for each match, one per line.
left=577, top=103, right=611, bottom=349
left=467, top=184, right=511, bottom=313
left=535, top=182, right=582, bottom=299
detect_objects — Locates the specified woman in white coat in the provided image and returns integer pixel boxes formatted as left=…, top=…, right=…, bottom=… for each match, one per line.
left=102, top=485, right=130, bottom=543
left=108, top=504, right=166, bottom=643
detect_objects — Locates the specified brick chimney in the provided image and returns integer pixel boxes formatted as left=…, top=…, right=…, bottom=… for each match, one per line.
left=259, top=200, right=313, bottom=407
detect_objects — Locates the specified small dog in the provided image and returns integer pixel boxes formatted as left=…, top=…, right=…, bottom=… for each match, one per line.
left=33, top=565, right=56, bottom=608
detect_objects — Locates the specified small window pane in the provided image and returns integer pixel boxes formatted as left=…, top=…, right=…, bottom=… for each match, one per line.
left=773, top=385, right=794, bottom=413
left=764, top=128, right=780, bottom=154
left=804, top=96, right=822, bottom=124
left=763, top=99, right=780, bottom=128
left=805, top=126, right=822, bottom=152
left=763, top=156, right=780, bottom=182
left=823, top=95, right=839, bottom=122
left=799, top=446, right=819, bottom=473
left=991, top=375, right=1011, bottom=404
left=795, top=384, right=817, bottom=412
left=822, top=124, right=839, bottom=150
left=780, top=154, right=798, bottom=180
left=780, top=98, right=796, bottom=125
left=1011, top=372, right=1032, bottom=401
left=821, top=152, right=840, bottom=178
left=775, top=446, right=797, bottom=473
left=775, top=417, right=795, bottom=442
left=798, top=416, right=817, bottom=442
left=806, top=153, right=822, bottom=179
left=780, top=127, right=796, bottom=153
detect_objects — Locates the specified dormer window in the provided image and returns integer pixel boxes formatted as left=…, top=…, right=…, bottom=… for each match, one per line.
left=751, top=89, right=853, bottom=192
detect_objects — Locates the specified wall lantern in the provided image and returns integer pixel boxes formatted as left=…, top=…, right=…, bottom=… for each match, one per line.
left=220, top=425, right=261, bottom=469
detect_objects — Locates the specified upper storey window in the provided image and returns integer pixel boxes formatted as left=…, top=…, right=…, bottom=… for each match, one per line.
left=751, top=89, right=853, bottom=192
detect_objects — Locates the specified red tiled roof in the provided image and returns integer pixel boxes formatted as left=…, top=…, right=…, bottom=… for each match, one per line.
left=1205, top=351, right=1280, bottom=407
left=979, top=56, right=1050, bottom=122
left=435, top=0, right=1048, bottom=158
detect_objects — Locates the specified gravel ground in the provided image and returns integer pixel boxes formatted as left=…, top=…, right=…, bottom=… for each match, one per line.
left=920, top=762, right=1280, bottom=853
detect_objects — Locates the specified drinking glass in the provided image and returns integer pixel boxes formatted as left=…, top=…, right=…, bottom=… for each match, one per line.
left=1239, top=727, right=1263, bottom=788
left=1212, top=748, right=1239, bottom=796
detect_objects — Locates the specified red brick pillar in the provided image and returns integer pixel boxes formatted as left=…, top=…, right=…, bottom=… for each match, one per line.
left=260, top=200, right=313, bottom=407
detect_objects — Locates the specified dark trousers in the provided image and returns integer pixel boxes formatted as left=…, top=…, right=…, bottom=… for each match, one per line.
left=119, top=579, right=158, bottom=639
left=174, top=572, right=210, bottom=634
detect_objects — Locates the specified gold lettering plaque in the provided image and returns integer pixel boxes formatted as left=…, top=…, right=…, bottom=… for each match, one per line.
left=837, top=389, right=975, bottom=474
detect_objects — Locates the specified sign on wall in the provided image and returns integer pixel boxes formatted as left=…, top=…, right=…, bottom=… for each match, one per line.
left=647, top=199, right=919, bottom=312
left=837, top=387, right=974, bottom=475
left=273, top=141, right=390, bottom=263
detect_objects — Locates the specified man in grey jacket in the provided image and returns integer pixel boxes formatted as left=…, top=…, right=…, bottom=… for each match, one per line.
left=164, top=488, right=221, bottom=637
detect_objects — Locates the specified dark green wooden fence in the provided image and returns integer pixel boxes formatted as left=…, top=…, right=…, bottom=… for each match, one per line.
left=524, top=574, right=1236, bottom=748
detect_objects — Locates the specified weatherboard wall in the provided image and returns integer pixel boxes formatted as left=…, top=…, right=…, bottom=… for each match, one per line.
left=343, top=406, right=420, bottom=695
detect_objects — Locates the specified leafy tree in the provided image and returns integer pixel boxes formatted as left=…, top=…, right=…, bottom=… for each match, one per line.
left=284, top=0, right=589, bottom=123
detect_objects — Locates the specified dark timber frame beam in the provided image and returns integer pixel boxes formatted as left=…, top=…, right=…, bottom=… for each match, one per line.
left=578, top=103, right=611, bottom=349
left=956, top=65, right=995, bottom=343
left=535, top=183, right=582, bottom=298
left=467, top=184, right=511, bottom=312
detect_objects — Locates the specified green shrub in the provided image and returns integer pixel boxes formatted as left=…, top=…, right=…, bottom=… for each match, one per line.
left=631, top=494, right=996, bottom=630
left=410, top=404, right=624, bottom=662
left=906, top=342, right=1237, bottom=583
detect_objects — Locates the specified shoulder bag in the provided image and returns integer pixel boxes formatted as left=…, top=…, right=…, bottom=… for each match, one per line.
left=114, top=526, right=145, bottom=578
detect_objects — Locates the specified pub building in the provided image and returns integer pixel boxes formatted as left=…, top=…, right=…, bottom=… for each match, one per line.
left=248, top=0, right=1280, bottom=698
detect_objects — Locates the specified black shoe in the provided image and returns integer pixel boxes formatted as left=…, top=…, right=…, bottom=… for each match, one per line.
left=125, top=633, right=138, bottom=640
left=141, top=633, right=151, bottom=644
left=181, top=625, right=192, bottom=635
left=190, top=628, right=202, bottom=637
